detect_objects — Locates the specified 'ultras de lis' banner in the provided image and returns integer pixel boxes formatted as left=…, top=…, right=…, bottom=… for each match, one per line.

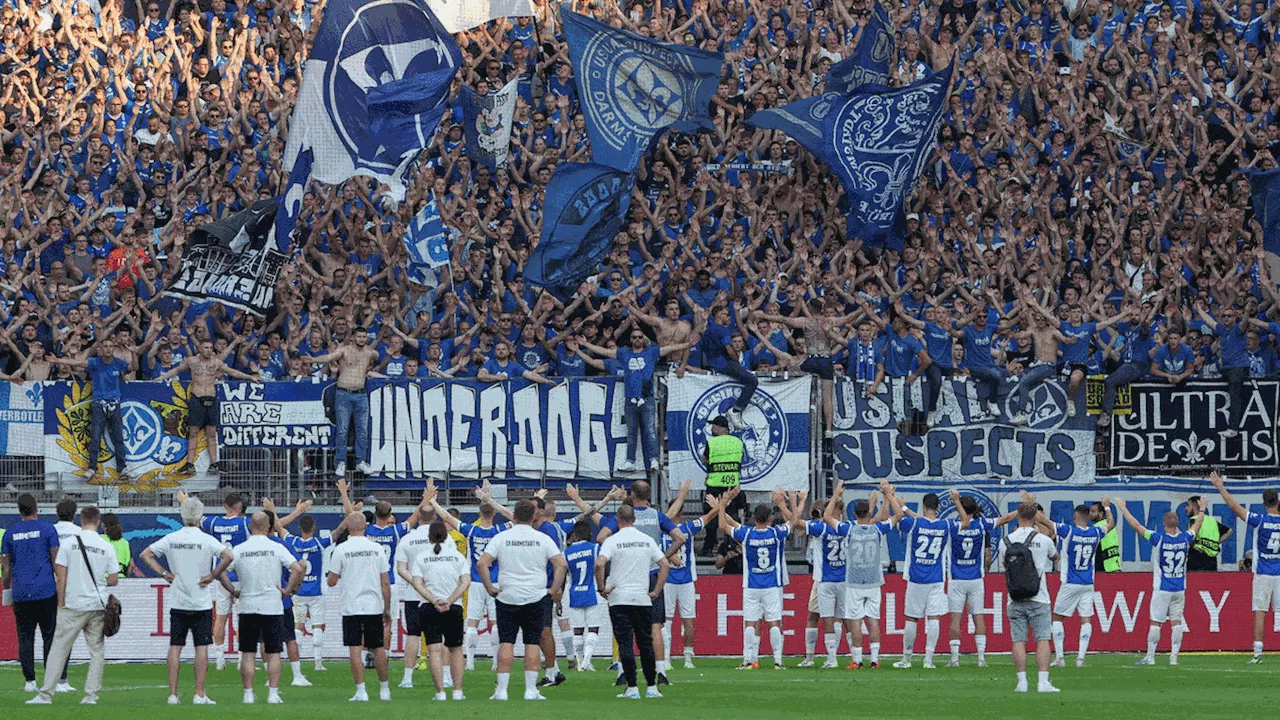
left=665, top=374, right=812, bottom=491
left=831, top=376, right=1095, bottom=482
left=1108, top=381, right=1280, bottom=473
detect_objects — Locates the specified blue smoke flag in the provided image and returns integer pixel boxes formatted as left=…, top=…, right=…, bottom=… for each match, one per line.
left=273, top=147, right=312, bottom=251
left=820, top=68, right=952, bottom=251
left=282, top=0, right=462, bottom=201
left=826, top=1, right=894, bottom=93
left=525, top=163, right=634, bottom=298
left=563, top=10, right=723, bottom=172
left=459, top=78, right=519, bottom=170
left=404, top=190, right=449, bottom=284
left=744, top=93, right=841, bottom=156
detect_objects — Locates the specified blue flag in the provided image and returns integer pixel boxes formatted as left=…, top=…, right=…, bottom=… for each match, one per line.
left=282, top=0, right=462, bottom=201
left=563, top=10, right=723, bottom=172
left=404, top=190, right=449, bottom=284
left=826, top=1, right=893, bottom=93
left=1247, top=168, right=1280, bottom=270
left=744, top=93, right=841, bottom=155
left=820, top=68, right=952, bottom=251
left=273, top=147, right=312, bottom=251
left=459, top=79, right=519, bottom=170
left=524, top=163, right=634, bottom=298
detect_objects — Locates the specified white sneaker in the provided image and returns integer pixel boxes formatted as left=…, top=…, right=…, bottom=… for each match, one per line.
left=24, top=681, right=37, bottom=692
left=926, top=411, right=937, bottom=428
left=356, top=462, right=374, bottom=475
left=267, top=692, right=283, bottom=705
left=216, top=660, right=227, bottom=671
left=796, top=658, right=814, bottom=668
left=26, top=696, right=51, bottom=705
left=727, top=408, right=745, bottom=431
left=1169, top=657, right=1179, bottom=666
left=523, top=690, right=546, bottom=701
left=617, top=459, right=638, bottom=473
left=379, top=687, right=392, bottom=701
left=433, top=692, right=447, bottom=701
left=79, top=697, right=97, bottom=705
left=977, top=659, right=988, bottom=668
left=617, top=687, right=641, bottom=699
left=683, top=659, right=696, bottom=669
left=1050, top=658, right=1065, bottom=668
left=398, top=679, right=414, bottom=689
left=291, top=676, right=312, bottom=687
left=313, top=662, right=326, bottom=671
left=452, top=691, right=465, bottom=701
left=55, top=682, right=76, bottom=693
left=582, top=662, right=596, bottom=672
left=1037, top=681, right=1061, bottom=693
left=1014, top=682, right=1028, bottom=693
left=465, top=659, right=476, bottom=671
left=947, top=659, right=960, bottom=668
left=335, top=462, right=347, bottom=477
left=987, top=402, right=1000, bottom=417
left=1067, top=403, right=1077, bottom=418
left=1135, top=657, right=1155, bottom=666
left=169, top=694, right=181, bottom=705
left=645, top=687, right=663, bottom=699
left=921, top=661, right=936, bottom=669
left=648, top=458, right=659, bottom=471
left=821, top=659, right=838, bottom=669
left=892, top=659, right=912, bottom=669
left=243, top=691, right=256, bottom=704
left=1012, top=413, right=1030, bottom=427
left=1076, top=658, right=1086, bottom=668
left=194, top=695, right=216, bottom=705
left=489, top=692, right=508, bottom=701
left=349, top=691, right=369, bottom=702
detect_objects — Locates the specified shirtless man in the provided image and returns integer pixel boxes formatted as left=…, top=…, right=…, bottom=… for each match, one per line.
left=1, top=332, right=52, bottom=381
left=303, top=328, right=381, bottom=477
left=756, top=298, right=851, bottom=433
left=156, top=339, right=259, bottom=477
left=1009, top=289, right=1072, bottom=426
left=626, top=297, right=695, bottom=371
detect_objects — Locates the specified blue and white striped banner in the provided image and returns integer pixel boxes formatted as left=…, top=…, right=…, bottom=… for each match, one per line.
left=0, top=382, right=44, bottom=455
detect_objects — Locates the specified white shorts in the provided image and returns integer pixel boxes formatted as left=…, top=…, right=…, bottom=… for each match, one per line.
left=466, top=582, right=497, bottom=623
left=1052, top=583, right=1095, bottom=618
left=743, top=587, right=784, bottom=622
left=845, top=587, right=882, bottom=620
left=293, top=594, right=327, bottom=626
left=214, top=580, right=240, bottom=616
left=1150, top=589, right=1186, bottom=624
left=567, top=601, right=607, bottom=629
left=904, top=582, right=947, bottom=619
left=816, top=582, right=846, bottom=619
left=1253, top=574, right=1280, bottom=612
left=947, top=578, right=985, bottom=614
left=665, top=582, right=697, bottom=619
left=807, top=582, right=819, bottom=615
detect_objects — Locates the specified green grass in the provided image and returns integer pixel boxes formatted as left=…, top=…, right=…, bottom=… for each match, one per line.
left=2, top=654, right=1277, bottom=719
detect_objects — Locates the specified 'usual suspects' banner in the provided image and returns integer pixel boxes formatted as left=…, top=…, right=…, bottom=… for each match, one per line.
left=831, top=375, right=1096, bottom=483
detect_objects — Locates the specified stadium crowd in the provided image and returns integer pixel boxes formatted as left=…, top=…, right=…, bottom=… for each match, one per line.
left=0, top=0, right=1278, bottom=430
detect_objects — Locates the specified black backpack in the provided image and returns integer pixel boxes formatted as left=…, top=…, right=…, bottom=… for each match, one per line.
left=1004, top=533, right=1041, bottom=601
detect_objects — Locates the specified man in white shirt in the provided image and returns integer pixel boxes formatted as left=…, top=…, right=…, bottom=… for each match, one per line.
left=394, top=492, right=438, bottom=689
left=214, top=513, right=304, bottom=705
left=476, top=499, right=567, bottom=702
left=1003, top=500, right=1060, bottom=694
left=48, top=498, right=80, bottom=692
left=328, top=512, right=393, bottom=702
left=26, top=506, right=117, bottom=706
left=597, top=504, right=670, bottom=700
left=139, top=496, right=233, bottom=705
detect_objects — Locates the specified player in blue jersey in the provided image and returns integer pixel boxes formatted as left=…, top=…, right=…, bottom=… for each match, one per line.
left=196, top=492, right=251, bottom=671
left=722, top=488, right=794, bottom=670
left=947, top=495, right=1010, bottom=668
left=1051, top=499, right=1114, bottom=667
left=793, top=491, right=852, bottom=669
left=1116, top=497, right=1204, bottom=666
left=284, top=513, right=343, bottom=671
left=890, top=489, right=969, bottom=669
left=657, top=482, right=732, bottom=671
left=562, top=520, right=605, bottom=670
left=1210, top=472, right=1280, bottom=663
left=841, top=482, right=898, bottom=669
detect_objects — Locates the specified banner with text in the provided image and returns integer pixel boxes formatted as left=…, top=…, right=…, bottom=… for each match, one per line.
left=1108, top=381, right=1279, bottom=473
left=0, top=381, right=44, bottom=455
left=831, top=376, right=1095, bottom=483
left=665, top=374, right=812, bottom=491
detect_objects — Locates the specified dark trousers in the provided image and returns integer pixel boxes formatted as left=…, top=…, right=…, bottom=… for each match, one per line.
left=720, top=362, right=758, bottom=412
left=701, top=485, right=746, bottom=555
left=610, top=604, right=656, bottom=688
left=1103, top=361, right=1147, bottom=415
left=1223, top=366, right=1248, bottom=428
left=924, top=365, right=954, bottom=412
left=14, top=595, right=60, bottom=682
left=88, top=401, right=127, bottom=473
left=1187, top=549, right=1218, bottom=572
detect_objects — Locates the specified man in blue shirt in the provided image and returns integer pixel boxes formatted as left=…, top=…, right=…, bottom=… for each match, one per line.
left=285, top=515, right=335, bottom=671
left=1051, top=501, right=1113, bottom=667
left=1150, top=328, right=1198, bottom=383
left=0, top=494, right=60, bottom=692
left=1199, top=306, right=1248, bottom=438
left=50, top=338, right=133, bottom=481
left=695, top=306, right=757, bottom=431
left=947, top=496, right=1004, bottom=667
left=563, top=521, right=604, bottom=670
left=1116, top=497, right=1203, bottom=666
left=1099, top=306, right=1150, bottom=428
left=722, top=489, right=792, bottom=669
left=891, top=489, right=969, bottom=669
left=1209, top=472, right=1280, bottom=663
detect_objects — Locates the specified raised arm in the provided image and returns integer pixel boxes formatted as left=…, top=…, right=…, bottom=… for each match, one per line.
left=1113, top=498, right=1151, bottom=537
left=1209, top=471, right=1250, bottom=521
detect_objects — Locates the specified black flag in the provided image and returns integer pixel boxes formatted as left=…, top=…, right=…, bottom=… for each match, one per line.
left=165, top=199, right=287, bottom=316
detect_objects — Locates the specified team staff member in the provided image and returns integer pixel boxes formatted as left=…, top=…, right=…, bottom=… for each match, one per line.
left=394, top=489, right=440, bottom=689
left=26, top=506, right=117, bottom=706
left=1, top=493, right=61, bottom=693
left=598, top=505, right=671, bottom=700
left=140, top=496, right=234, bottom=705
left=409, top=522, right=471, bottom=701
left=214, top=513, right=304, bottom=705
left=1186, top=495, right=1232, bottom=572
left=700, top=416, right=745, bottom=556
left=428, top=484, right=508, bottom=672
left=328, top=512, right=393, bottom=702
left=476, top=499, right=567, bottom=702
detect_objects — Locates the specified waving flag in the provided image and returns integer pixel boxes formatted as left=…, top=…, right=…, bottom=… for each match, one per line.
left=404, top=190, right=450, bottom=284
left=283, top=0, right=462, bottom=201
left=744, top=92, right=841, bottom=155
left=524, top=163, right=634, bottom=298
left=826, top=0, right=894, bottom=93
left=167, top=200, right=287, bottom=316
left=426, top=0, right=533, bottom=33
left=273, top=147, right=312, bottom=251
left=1103, top=111, right=1147, bottom=164
left=563, top=10, right=723, bottom=171
left=821, top=68, right=952, bottom=251
left=460, top=78, right=519, bottom=170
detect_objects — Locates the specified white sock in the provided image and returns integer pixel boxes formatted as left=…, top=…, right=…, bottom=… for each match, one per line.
left=559, top=631, right=573, bottom=661
left=870, top=642, right=880, bottom=664
left=584, top=632, right=599, bottom=665
left=976, top=634, right=987, bottom=661
left=833, top=621, right=843, bottom=648
left=573, top=634, right=585, bottom=664
left=1078, top=624, right=1092, bottom=659
left=804, top=627, right=818, bottom=658
left=291, top=660, right=303, bottom=679
left=464, top=627, right=478, bottom=664
left=853, top=644, right=864, bottom=664
left=824, top=633, right=839, bottom=663
left=1254, top=640, right=1264, bottom=657
left=949, top=639, right=960, bottom=663
left=355, top=681, right=366, bottom=694
left=311, top=628, right=324, bottom=664
left=902, top=622, right=917, bottom=661
left=1038, top=670, right=1050, bottom=685
left=1171, top=626, right=1184, bottom=659
left=525, top=670, right=539, bottom=693
left=661, top=623, right=672, bottom=664
left=379, top=680, right=389, bottom=693
left=924, top=619, right=939, bottom=664
left=545, top=662, right=559, bottom=680
left=1146, top=626, right=1160, bottom=659
left=495, top=673, right=509, bottom=694
left=1052, top=621, right=1065, bottom=660
left=1016, top=671, right=1027, bottom=686
left=743, top=626, right=757, bottom=664
left=770, top=626, right=784, bottom=665
left=403, top=667, right=414, bottom=682
left=683, top=646, right=694, bottom=661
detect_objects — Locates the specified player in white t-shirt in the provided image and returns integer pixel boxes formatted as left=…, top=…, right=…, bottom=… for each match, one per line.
left=328, top=512, right=393, bottom=702
left=139, top=496, right=233, bottom=705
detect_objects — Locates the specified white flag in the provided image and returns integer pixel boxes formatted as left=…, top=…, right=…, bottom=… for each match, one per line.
left=426, top=0, right=534, bottom=33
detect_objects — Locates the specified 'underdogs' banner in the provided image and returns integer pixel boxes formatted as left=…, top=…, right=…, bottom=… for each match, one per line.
left=831, top=375, right=1095, bottom=483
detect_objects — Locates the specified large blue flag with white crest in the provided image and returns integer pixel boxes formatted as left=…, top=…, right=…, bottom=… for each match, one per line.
left=1246, top=167, right=1280, bottom=283
left=563, top=10, right=723, bottom=172
left=404, top=190, right=450, bottom=284
left=282, top=0, right=462, bottom=201
left=826, top=1, right=894, bottom=93
left=524, top=163, right=634, bottom=299
left=821, top=68, right=952, bottom=251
